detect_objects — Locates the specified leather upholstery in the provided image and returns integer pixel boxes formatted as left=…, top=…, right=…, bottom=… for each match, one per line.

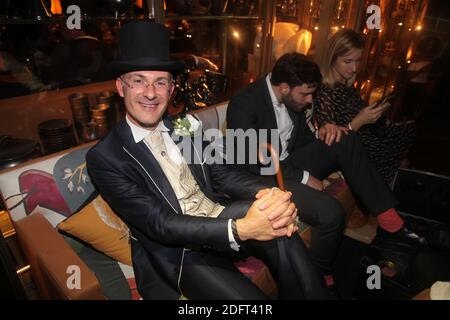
left=14, top=212, right=105, bottom=299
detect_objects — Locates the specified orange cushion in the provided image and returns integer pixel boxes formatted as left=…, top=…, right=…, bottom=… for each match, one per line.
left=58, top=195, right=131, bottom=266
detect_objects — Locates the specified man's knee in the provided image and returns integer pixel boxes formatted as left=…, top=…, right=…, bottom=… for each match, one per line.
left=339, top=131, right=363, bottom=148
left=317, top=197, right=346, bottom=232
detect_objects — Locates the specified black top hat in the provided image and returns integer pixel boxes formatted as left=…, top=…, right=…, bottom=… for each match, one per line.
left=109, top=21, right=185, bottom=77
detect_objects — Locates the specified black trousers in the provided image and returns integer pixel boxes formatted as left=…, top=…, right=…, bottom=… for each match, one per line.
left=180, top=200, right=332, bottom=300
left=251, top=132, right=397, bottom=276
left=257, top=175, right=345, bottom=276
left=284, top=132, right=397, bottom=216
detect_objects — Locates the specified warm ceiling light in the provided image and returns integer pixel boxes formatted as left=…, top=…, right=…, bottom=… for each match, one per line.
left=416, top=25, right=422, bottom=31
left=232, top=31, right=240, bottom=39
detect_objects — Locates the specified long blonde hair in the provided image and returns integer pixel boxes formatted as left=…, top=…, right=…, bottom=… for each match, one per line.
left=320, top=29, right=365, bottom=88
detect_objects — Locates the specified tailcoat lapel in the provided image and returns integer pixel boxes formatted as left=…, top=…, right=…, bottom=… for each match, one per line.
left=116, top=120, right=181, bottom=214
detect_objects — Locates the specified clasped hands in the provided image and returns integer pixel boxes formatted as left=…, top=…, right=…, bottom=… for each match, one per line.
left=236, top=188, right=298, bottom=242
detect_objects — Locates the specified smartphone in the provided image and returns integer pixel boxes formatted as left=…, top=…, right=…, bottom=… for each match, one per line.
left=375, top=93, right=395, bottom=108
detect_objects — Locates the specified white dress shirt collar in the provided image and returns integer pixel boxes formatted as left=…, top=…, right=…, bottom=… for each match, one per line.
left=126, top=115, right=170, bottom=144
left=266, top=74, right=282, bottom=108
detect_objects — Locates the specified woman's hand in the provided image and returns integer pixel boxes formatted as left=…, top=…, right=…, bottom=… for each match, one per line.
left=351, top=102, right=390, bottom=131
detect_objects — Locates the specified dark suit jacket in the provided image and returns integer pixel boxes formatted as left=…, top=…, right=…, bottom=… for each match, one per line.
left=86, top=118, right=269, bottom=299
left=227, top=77, right=316, bottom=180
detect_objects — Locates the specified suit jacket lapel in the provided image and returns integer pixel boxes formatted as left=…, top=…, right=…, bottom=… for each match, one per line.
left=260, top=79, right=299, bottom=151
left=287, top=108, right=299, bottom=151
left=260, top=80, right=279, bottom=130
left=116, top=120, right=182, bottom=214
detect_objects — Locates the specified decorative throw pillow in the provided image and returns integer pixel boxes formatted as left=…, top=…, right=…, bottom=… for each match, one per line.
left=58, top=195, right=132, bottom=266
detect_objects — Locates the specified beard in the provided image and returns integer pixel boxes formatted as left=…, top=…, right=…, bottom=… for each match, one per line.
left=281, top=93, right=309, bottom=112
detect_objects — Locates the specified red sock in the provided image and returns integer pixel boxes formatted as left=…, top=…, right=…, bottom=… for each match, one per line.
left=324, top=274, right=335, bottom=287
left=377, top=208, right=404, bottom=232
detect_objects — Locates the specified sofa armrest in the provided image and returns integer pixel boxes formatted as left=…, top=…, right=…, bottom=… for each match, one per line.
left=37, top=251, right=105, bottom=300
left=14, top=213, right=104, bottom=299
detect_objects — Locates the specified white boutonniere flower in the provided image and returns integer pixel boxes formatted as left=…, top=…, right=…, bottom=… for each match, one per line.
left=172, top=114, right=201, bottom=136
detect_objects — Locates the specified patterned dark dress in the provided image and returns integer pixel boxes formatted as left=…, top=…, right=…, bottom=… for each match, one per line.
left=314, top=83, right=415, bottom=183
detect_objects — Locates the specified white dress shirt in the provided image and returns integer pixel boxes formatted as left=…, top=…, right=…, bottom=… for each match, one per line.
left=266, top=74, right=310, bottom=184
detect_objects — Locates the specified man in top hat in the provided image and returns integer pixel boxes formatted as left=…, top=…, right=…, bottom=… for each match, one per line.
left=86, top=21, right=331, bottom=299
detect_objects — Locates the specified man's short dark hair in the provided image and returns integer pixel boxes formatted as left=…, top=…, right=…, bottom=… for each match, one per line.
left=270, top=53, right=322, bottom=88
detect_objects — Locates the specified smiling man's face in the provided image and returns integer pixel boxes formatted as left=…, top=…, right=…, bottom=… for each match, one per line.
left=116, top=70, right=174, bottom=130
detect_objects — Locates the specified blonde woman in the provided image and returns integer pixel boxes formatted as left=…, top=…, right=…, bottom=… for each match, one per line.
left=314, top=29, right=415, bottom=183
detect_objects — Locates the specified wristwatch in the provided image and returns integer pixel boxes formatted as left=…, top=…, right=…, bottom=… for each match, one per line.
left=231, top=219, right=242, bottom=244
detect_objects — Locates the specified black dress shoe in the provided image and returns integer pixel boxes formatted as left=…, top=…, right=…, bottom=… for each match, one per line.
left=377, top=225, right=428, bottom=245
left=400, top=225, right=428, bottom=245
